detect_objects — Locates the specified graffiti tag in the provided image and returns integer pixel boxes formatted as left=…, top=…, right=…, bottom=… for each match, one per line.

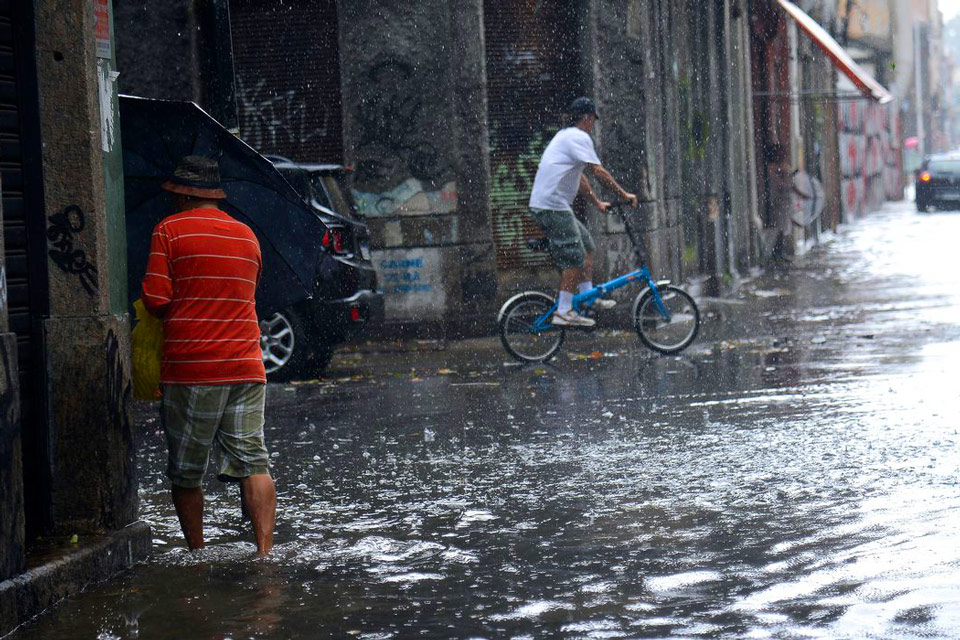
left=237, top=77, right=330, bottom=155
left=104, top=329, right=131, bottom=434
left=47, top=205, right=98, bottom=295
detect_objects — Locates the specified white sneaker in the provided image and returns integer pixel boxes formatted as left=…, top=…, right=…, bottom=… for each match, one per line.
left=552, top=310, right=596, bottom=327
left=591, top=298, right=617, bottom=310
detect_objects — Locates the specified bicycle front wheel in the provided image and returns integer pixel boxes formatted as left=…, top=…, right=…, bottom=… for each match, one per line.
left=499, top=292, right=565, bottom=363
left=634, top=285, right=699, bottom=354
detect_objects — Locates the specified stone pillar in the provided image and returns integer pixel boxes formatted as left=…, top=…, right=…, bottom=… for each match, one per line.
left=447, top=0, right=497, bottom=335
left=703, top=0, right=729, bottom=295
left=32, top=0, right=136, bottom=534
left=594, top=0, right=684, bottom=285
left=723, top=0, right=759, bottom=275
left=338, top=0, right=496, bottom=337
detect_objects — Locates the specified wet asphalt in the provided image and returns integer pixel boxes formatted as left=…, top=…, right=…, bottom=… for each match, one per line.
left=10, top=199, right=960, bottom=639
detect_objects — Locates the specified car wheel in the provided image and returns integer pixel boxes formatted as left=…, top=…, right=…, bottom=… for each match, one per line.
left=260, top=308, right=337, bottom=382
left=260, top=309, right=301, bottom=381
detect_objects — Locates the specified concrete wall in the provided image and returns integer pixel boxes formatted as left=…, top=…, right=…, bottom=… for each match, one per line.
left=108, top=0, right=826, bottom=339
left=473, top=0, right=762, bottom=303
left=337, top=0, right=496, bottom=336
left=1, top=0, right=147, bottom=622
left=32, top=0, right=138, bottom=534
left=593, top=0, right=682, bottom=290
left=839, top=100, right=902, bottom=219
left=114, top=0, right=236, bottom=129
left=724, top=0, right=761, bottom=274
left=114, top=1, right=201, bottom=103
left=591, top=0, right=760, bottom=296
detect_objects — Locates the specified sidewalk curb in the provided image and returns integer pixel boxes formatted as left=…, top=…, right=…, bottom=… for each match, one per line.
left=0, top=522, right=152, bottom=637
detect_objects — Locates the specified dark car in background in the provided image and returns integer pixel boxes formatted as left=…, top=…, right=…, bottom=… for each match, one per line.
left=916, top=153, right=960, bottom=212
left=260, top=156, right=383, bottom=380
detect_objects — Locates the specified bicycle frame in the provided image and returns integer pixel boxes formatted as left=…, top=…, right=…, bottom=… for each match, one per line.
left=529, top=264, right=670, bottom=332
left=527, top=203, right=673, bottom=333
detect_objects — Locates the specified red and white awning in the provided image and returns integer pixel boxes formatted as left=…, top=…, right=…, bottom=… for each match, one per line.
left=776, top=0, right=894, bottom=104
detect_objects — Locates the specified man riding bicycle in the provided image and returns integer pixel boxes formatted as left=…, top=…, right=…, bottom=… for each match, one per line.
left=529, top=97, right=638, bottom=327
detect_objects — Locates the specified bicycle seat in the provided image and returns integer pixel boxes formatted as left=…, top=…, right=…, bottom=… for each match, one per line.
left=527, top=237, right=550, bottom=252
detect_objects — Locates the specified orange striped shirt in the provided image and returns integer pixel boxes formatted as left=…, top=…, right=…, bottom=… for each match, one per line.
left=141, top=207, right=267, bottom=385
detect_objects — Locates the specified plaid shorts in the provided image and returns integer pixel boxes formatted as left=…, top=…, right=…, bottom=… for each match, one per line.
left=530, top=208, right=596, bottom=270
left=161, top=383, right=270, bottom=488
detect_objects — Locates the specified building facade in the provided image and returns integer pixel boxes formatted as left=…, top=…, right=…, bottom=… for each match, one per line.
left=0, top=1, right=148, bottom=634
left=894, top=0, right=954, bottom=169
left=220, top=0, right=763, bottom=330
left=113, top=0, right=907, bottom=331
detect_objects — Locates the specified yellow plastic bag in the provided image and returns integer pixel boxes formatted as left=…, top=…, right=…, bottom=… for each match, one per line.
left=131, top=298, right=164, bottom=401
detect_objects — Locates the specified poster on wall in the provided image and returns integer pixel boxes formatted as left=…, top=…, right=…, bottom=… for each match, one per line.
left=94, top=0, right=111, bottom=59
left=374, top=248, right=446, bottom=322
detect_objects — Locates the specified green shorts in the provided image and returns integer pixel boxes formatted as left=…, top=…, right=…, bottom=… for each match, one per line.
left=161, top=383, right=269, bottom=488
left=530, top=208, right=596, bottom=270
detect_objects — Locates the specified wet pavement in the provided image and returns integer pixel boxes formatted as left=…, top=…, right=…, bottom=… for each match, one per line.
left=11, top=200, right=960, bottom=638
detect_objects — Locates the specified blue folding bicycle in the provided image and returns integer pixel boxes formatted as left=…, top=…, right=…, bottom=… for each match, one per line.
left=498, top=202, right=700, bottom=363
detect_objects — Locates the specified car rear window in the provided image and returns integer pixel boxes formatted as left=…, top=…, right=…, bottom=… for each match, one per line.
left=319, top=175, right=357, bottom=219
left=277, top=166, right=360, bottom=219
left=928, top=160, right=960, bottom=173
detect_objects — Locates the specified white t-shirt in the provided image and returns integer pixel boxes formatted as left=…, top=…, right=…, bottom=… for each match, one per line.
left=528, top=127, right=601, bottom=211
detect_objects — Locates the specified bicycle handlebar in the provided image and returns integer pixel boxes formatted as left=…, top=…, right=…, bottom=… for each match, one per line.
left=605, top=197, right=656, bottom=209
left=601, top=198, right=650, bottom=263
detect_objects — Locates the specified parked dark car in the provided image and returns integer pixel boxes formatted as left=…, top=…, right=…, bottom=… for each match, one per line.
left=916, top=153, right=960, bottom=212
left=260, top=156, right=383, bottom=380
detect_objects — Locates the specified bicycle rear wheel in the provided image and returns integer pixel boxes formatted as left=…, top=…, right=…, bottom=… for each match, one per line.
left=499, top=292, right=565, bottom=363
left=633, top=285, right=699, bottom=354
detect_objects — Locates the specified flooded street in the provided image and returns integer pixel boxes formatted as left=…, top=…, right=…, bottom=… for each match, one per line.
left=13, top=200, right=960, bottom=638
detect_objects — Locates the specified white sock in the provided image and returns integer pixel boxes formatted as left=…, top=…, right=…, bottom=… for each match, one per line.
left=557, top=291, right=573, bottom=314
left=579, top=281, right=593, bottom=294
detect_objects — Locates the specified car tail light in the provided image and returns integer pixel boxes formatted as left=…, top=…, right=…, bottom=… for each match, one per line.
left=920, top=171, right=931, bottom=183
left=349, top=305, right=362, bottom=322
left=322, top=228, right=346, bottom=253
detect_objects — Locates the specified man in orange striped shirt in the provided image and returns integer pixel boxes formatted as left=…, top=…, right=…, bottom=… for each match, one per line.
left=142, top=155, right=276, bottom=556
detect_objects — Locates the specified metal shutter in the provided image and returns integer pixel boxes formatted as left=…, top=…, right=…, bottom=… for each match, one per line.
left=484, top=0, right=582, bottom=269
left=229, top=0, right=343, bottom=162
left=0, top=1, right=43, bottom=394
left=1, top=0, right=50, bottom=538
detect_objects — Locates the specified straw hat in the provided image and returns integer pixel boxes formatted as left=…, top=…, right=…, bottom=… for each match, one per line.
left=161, top=155, right=228, bottom=199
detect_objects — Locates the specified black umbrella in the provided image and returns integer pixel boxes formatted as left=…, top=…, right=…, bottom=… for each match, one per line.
left=119, top=95, right=326, bottom=316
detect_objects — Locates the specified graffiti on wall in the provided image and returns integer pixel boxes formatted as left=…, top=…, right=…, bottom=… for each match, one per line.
left=838, top=101, right=900, bottom=219
left=490, top=131, right=551, bottom=262
left=47, top=205, right=98, bottom=295
left=353, top=178, right=457, bottom=217
left=104, top=329, right=131, bottom=434
left=237, top=77, right=332, bottom=156
left=351, top=58, right=457, bottom=217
